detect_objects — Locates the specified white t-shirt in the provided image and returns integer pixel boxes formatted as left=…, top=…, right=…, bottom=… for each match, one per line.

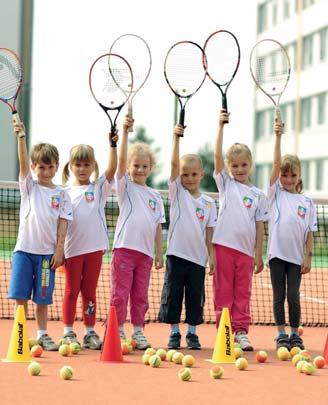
left=113, top=173, right=166, bottom=258
left=267, top=180, right=317, bottom=265
left=167, top=176, right=217, bottom=267
left=14, top=172, right=73, bottom=255
left=64, top=174, right=112, bottom=259
left=212, top=169, right=268, bottom=258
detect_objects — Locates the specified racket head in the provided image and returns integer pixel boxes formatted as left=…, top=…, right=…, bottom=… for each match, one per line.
left=164, top=40, right=207, bottom=99
left=89, top=53, right=133, bottom=111
left=250, top=39, right=291, bottom=100
left=203, top=30, right=241, bottom=88
left=0, top=48, right=23, bottom=111
left=109, top=33, right=152, bottom=98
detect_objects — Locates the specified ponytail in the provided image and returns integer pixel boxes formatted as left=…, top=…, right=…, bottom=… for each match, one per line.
left=62, top=162, right=70, bottom=185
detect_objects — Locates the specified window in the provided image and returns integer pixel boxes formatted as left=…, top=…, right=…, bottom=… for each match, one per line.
left=280, top=104, right=288, bottom=127
left=272, top=2, right=278, bottom=25
left=301, top=97, right=312, bottom=130
left=255, top=111, right=265, bottom=139
left=258, top=3, right=268, bottom=33
left=267, top=109, right=274, bottom=135
left=255, top=164, right=265, bottom=189
left=315, top=160, right=324, bottom=190
left=302, top=34, right=313, bottom=69
left=290, top=102, right=296, bottom=130
left=283, top=0, right=290, bottom=19
left=301, top=160, right=310, bottom=188
left=317, top=93, right=326, bottom=125
left=319, top=27, right=327, bottom=62
left=303, top=0, right=315, bottom=9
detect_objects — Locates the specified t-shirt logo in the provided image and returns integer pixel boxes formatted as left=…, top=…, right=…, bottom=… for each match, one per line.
left=85, top=191, right=94, bottom=202
left=148, top=199, right=156, bottom=211
left=196, top=207, right=205, bottom=221
left=51, top=196, right=60, bottom=209
left=243, top=196, right=253, bottom=209
left=297, top=205, right=307, bottom=218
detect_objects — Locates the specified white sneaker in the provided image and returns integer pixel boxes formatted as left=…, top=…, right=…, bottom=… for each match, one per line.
left=235, top=332, right=253, bottom=351
left=131, top=330, right=150, bottom=350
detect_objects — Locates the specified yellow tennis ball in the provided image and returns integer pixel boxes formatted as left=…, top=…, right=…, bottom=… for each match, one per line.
left=142, top=353, right=151, bottom=365
left=234, top=347, right=244, bottom=359
left=182, top=354, right=195, bottom=367
left=296, top=360, right=307, bottom=373
left=299, top=350, right=312, bottom=362
left=166, top=349, right=177, bottom=362
left=59, top=365, right=74, bottom=380
left=233, top=342, right=242, bottom=349
left=178, top=367, right=192, bottom=381
left=145, top=347, right=156, bottom=356
left=172, top=351, right=184, bottom=364
left=28, top=338, right=39, bottom=349
left=302, top=362, right=316, bottom=375
left=59, top=344, right=71, bottom=356
left=277, top=348, right=291, bottom=361
left=290, top=347, right=301, bottom=357
left=156, top=348, right=167, bottom=361
left=149, top=354, right=161, bottom=368
left=27, top=361, right=41, bottom=376
left=209, top=365, right=224, bottom=379
left=235, top=357, right=248, bottom=370
left=69, top=342, right=81, bottom=355
left=292, top=354, right=304, bottom=366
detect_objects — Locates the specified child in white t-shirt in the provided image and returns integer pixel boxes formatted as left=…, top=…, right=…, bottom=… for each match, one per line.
left=268, top=120, right=317, bottom=350
left=111, top=116, right=165, bottom=349
left=61, top=133, right=118, bottom=349
left=8, top=120, right=73, bottom=351
left=212, top=110, right=268, bottom=351
left=158, top=124, right=217, bottom=350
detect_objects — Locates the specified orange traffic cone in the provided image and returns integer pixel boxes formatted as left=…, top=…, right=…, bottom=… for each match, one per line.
left=100, top=306, right=123, bottom=362
left=323, top=334, right=328, bottom=363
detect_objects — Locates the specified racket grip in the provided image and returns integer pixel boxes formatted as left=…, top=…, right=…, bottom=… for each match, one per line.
left=178, top=109, right=185, bottom=134
left=110, top=127, right=117, bottom=147
left=222, top=96, right=229, bottom=124
left=275, top=108, right=284, bottom=134
left=127, top=102, right=134, bottom=133
left=12, top=111, right=26, bottom=137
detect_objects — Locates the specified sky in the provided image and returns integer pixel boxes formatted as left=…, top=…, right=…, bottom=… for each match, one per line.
left=31, top=0, right=257, bottom=183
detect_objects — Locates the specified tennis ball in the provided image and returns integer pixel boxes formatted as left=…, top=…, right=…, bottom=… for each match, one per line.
left=166, top=349, right=177, bottom=362
left=145, top=347, right=156, bottom=357
left=277, top=348, right=291, bottom=361
left=234, top=347, right=244, bottom=359
left=290, top=346, right=302, bottom=357
left=296, top=360, right=307, bottom=373
left=28, top=338, right=39, bottom=349
left=182, top=354, right=195, bottom=367
left=313, top=356, right=326, bottom=369
left=298, top=325, right=304, bottom=336
left=255, top=350, right=267, bottom=363
left=30, top=344, right=43, bottom=358
left=292, top=354, right=304, bottom=366
left=235, top=357, right=248, bottom=370
left=59, top=365, right=74, bottom=380
left=299, top=350, right=311, bottom=362
left=57, top=338, right=69, bottom=346
left=126, top=338, right=137, bottom=350
left=142, top=353, right=151, bottom=365
left=233, top=342, right=242, bottom=349
left=302, top=362, right=316, bottom=375
left=178, top=367, right=192, bottom=381
left=121, top=342, right=130, bottom=355
left=69, top=342, right=81, bottom=355
left=209, top=365, right=224, bottom=379
left=156, top=348, right=167, bottom=361
left=59, top=344, right=71, bottom=357
left=149, top=354, right=161, bottom=368
left=172, top=351, right=184, bottom=364
left=28, top=361, right=41, bottom=376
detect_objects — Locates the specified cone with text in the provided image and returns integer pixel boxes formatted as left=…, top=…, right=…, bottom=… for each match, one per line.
left=211, top=307, right=235, bottom=363
left=2, top=305, right=31, bottom=362
left=100, top=305, right=123, bottom=362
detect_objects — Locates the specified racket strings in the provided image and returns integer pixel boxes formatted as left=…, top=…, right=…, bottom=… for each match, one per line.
left=0, top=52, right=22, bottom=100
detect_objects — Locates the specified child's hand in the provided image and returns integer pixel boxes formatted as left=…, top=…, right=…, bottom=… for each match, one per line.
left=123, top=115, right=134, bottom=132
left=154, top=254, right=164, bottom=269
left=219, top=110, right=230, bottom=127
left=173, top=124, right=185, bottom=137
left=110, top=130, right=119, bottom=144
left=253, top=255, right=264, bottom=274
left=12, top=119, right=25, bottom=138
left=274, top=119, right=284, bottom=136
left=50, top=250, right=64, bottom=270
left=208, top=255, right=216, bottom=275
left=301, top=256, right=312, bottom=274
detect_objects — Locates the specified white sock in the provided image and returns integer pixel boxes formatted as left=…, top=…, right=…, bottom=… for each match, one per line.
left=85, top=326, right=94, bottom=335
left=37, top=329, right=47, bottom=339
left=64, top=326, right=74, bottom=335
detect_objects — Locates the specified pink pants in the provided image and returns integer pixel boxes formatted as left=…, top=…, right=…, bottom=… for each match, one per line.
left=213, top=244, right=253, bottom=333
left=110, top=248, right=153, bottom=327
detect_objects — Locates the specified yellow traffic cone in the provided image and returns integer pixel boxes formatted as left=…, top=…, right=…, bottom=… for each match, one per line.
left=2, top=305, right=31, bottom=362
left=210, top=307, right=235, bottom=363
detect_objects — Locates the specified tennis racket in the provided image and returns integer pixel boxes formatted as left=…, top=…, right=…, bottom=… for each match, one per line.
left=109, top=34, right=152, bottom=132
left=0, top=48, right=25, bottom=136
left=164, top=41, right=207, bottom=132
left=89, top=53, right=133, bottom=147
left=250, top=39, right=291, bottom=123
left=203, top=30, right=241, bottom=123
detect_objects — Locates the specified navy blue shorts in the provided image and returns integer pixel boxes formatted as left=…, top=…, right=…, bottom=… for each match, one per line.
left=8, top=251, right=55, bottom=304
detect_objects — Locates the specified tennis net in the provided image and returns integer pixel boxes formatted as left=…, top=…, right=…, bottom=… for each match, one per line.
left=0, top=181, right=327, bottom=326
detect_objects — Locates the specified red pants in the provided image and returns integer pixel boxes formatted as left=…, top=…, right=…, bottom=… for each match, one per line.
left=110, top=248, right=153, bottom=327
left=213, top=244, right=253, bottom=333
left=62, top=250, right=103, bottom=326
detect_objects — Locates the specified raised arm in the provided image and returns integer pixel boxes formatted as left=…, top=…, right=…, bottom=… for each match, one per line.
left=117, top=115, right=134, bottom=177
left=13, top=119, right=29, bottom=178
left=270, top=120, right=284, bottom=185
left=105, top=132, right=118, bottom=181
left=214, top=110, right=229, bottom=175
left=170, top=124, right=184, bottom=181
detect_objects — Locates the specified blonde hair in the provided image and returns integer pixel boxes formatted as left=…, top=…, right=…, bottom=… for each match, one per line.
left=180, top=154, right=204, bottom=170
left=280, top=154, right=303, bottom=193
left=30, top=143, right=59, bottom=165
left=62, top=144, right=99, bottom=184
left=225, top=143, right=253, bottom=167
left=127, top=142, right=155, bottom=167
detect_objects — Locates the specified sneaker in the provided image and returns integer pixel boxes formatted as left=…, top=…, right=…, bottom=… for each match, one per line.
left=167, top=332, right=181, bottom=349
left=275, top=333, right=291, bottom=351
left=83, top=330, right=102, bottom=350
left=131, top=330, right=151, bottom=350
left=62, top=331, right=80, bottom=345
left=289, top=334, right=304, bottom=350
left=38, top=334, right=59, bottom=351
left=235, top=332, right=253, bottom=351
left=186, top=333, right=201, bottom=350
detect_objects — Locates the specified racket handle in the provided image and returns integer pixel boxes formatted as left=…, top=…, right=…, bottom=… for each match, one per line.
left=222, top=95, right=229, bottom=124
left=110, top=127, right=117, bottom=147
left=275, top=107, right=284, bottom=134
left=12, top=111, right=26, bottom=137
left=127, top=102, right=134, bottom=133
left=178, top=109, right=185, bottom=133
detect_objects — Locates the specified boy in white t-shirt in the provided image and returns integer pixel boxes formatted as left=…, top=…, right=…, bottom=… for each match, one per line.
left=158, top=124, right=217, bottom=350
left=267, top=120, right=317, bottom=350
left=8, top=121, right=73, bottom=351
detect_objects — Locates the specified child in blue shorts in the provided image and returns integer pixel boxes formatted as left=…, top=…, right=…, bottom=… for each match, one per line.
left=8, top=120, right=73, bottom=350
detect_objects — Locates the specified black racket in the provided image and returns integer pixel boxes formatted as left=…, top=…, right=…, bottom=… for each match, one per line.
left=203, top=30, right=241, bottom=123
left=0, top=48, right=25, bottom=136
left=89, top=53, right=133, bottom=147
left=164, top=41, right=206, bottom=133
left=250, top=39, right=291, bottom=123
left=109, top=34, right=152, bottom=132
